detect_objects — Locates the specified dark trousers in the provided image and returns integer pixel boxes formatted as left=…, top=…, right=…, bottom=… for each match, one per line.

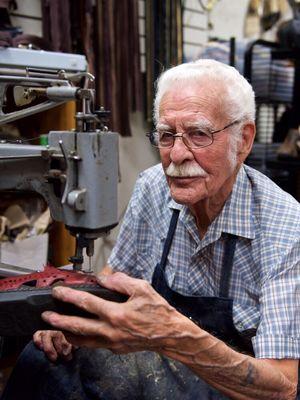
left=1, top=341, right=229, bottom=400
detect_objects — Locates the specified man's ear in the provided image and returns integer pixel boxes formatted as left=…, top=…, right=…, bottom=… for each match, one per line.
left=237, top=123, right=256, bottom=163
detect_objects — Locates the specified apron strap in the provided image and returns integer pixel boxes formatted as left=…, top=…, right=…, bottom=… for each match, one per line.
left=159, top=209, right=180, bottom=270
left=219, top=233, right=238, bottom=298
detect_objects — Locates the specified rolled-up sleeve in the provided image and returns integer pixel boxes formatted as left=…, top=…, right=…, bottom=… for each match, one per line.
left=107, top=181, right=139, bottom=276
left=107, top=172, right=157, bottom=279
left=252, top=239, right=300, bottom=359
left=108, top=204, right=137, bottom=274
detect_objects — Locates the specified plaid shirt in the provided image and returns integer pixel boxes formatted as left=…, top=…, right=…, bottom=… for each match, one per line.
left=108, top=164, right=300, bottom=359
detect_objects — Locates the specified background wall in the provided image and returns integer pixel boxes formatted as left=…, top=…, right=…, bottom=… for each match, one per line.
left=9, top=0, right=42, bottom=36
left=183, top=0, right=250, bottom=60
left=210, top=1, right=250, bottom=41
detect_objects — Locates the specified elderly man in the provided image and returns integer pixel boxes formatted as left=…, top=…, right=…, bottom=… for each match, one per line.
left=2, top=59, right=300, bottom=400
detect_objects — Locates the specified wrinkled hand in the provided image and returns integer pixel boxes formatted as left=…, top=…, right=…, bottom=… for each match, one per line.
left=41, top=272, right=187, bottom=354
left=33, top=330, right=73, bottom=362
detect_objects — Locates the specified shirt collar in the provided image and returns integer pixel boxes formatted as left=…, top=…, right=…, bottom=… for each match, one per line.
left=167, top=165, right=256, bottom=240
left=214, top=166, right=256, bottom=239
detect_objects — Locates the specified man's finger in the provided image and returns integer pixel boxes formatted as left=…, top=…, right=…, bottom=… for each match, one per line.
left=55, top=338, right=73, bottom=359
left=41, top=311, right=119, bottom=341
left=53, top=333, right=70, bottom=356
left=42, top=332, right=59, bottom=361
left=51, top=286, right=121, bottom=319
left=33, top=331, right=43, bottom=349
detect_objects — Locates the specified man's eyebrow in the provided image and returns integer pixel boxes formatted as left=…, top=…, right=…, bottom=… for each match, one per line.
left=156, top=120, right=214, bottom=131
left=156, top=123, right=171, bottom=131
left=184, top=120, right=214, bottom=131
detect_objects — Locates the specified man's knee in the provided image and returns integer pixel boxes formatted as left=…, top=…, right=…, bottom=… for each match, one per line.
left=18, top=341, right=50, bottom=369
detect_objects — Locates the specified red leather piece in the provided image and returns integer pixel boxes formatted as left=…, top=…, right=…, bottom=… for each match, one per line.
left=0, top=264, right=98, bottom=290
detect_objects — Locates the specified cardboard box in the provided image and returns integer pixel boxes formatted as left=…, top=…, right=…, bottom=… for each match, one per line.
left=0, top=233, right=48, bottom=275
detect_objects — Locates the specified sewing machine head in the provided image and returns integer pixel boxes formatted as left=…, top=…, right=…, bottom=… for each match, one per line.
left=0, top=47, right=119, bottom=271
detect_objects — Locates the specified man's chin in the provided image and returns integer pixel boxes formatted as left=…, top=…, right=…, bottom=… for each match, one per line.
left=167, top=176, right=207, bottom=203
left=169, top=187, right=205, bottom=206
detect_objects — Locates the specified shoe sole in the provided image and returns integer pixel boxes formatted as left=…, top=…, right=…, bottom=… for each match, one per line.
left=0, top=285, right=127, bottom=336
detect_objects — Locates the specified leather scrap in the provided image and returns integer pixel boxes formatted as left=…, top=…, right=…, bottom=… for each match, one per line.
left=0, top=264, right=98, bottom=291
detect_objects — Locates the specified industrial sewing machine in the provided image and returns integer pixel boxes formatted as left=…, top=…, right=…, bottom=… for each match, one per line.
left=0, top=46, right=118, bottom=272
left=0, top=47, right=125, bottom=335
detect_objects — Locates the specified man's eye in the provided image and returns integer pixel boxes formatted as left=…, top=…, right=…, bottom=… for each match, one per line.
left=159, top=131, right=173, bottom=139
left=189, top=130, right=207, bottom=138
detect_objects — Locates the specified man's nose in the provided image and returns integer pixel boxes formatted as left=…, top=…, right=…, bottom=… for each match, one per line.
left=170, top=136, right=194, bottom=164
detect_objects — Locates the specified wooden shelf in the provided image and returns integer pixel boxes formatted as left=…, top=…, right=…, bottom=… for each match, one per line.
left=41, top=102, right=76, bottom=266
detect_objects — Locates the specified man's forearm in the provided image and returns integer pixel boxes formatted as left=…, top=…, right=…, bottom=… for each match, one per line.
left=161, top=319, right=297, bottom=400
left=42, top=273, right=298, bottom=399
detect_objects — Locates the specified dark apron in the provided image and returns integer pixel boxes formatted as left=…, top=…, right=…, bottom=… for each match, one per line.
left=2, top=210, right=298, bottom=400
left=152, top=209, right=256, bottom=355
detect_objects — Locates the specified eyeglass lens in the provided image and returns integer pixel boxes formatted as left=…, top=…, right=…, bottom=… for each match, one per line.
left=158, top=131, right=213, bottom=148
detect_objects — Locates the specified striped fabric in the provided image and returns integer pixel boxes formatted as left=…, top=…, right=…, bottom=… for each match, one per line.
left=108, top=164, right=300, bottom=359
left=199, top=41, right=295, bottom=103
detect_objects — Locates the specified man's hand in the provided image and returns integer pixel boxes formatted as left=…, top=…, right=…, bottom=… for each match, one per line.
left=41, top=271, right=298, bottom=400
left=33, top=330, right=73, bottom=362
left=41, top=272, right=188, bottom=353
left=33, top=266, right=114, bottom=362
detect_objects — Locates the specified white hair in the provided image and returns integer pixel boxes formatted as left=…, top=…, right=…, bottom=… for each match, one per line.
left=153, top=59, right=256, bottom=126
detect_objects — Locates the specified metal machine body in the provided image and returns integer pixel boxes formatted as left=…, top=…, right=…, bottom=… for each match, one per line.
left=0, top=47, right=119, bottom=271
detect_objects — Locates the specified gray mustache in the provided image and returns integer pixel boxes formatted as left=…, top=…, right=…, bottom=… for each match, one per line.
left=166, top=162, right=208, bottom=177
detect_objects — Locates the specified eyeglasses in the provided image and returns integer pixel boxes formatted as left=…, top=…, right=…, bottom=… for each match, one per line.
left=146, top=120, right=241, bottom=149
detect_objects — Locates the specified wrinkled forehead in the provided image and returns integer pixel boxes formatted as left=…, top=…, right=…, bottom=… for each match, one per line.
left=158, top=79, right=229, bottom=125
